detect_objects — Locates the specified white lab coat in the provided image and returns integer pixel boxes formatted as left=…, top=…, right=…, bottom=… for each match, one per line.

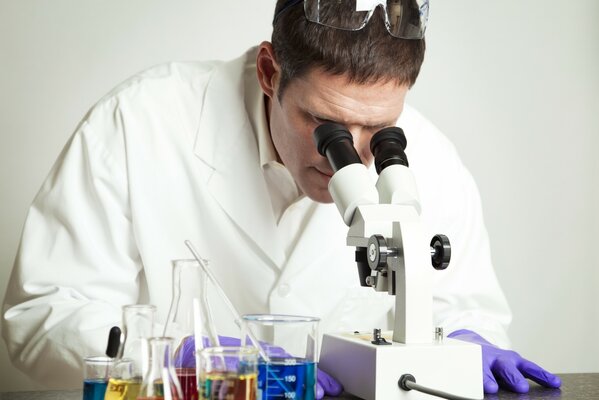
left=2, top=47, right=511, bottom=388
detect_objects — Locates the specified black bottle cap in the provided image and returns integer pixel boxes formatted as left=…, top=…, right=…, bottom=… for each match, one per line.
left=105, top=326, right=122, bottom=358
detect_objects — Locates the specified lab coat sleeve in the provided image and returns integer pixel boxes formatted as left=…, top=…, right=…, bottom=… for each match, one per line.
left=2, top=99, right=142, bottom=388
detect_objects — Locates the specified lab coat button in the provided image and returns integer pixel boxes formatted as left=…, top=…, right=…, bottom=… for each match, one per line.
left=278, top=283, right=291, bottom=297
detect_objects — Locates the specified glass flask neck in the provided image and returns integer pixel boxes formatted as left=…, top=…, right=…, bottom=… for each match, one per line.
left=118, top=304, right=156, bottom=378
left=139, top=337, right=183, bottom=400
left=120, top=305, right=155, bottom=356
left=164, top=259, right=217, bottom=369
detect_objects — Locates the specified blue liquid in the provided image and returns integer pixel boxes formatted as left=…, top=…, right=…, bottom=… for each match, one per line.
left=83, top=379, right=108, bottom=400
left=257, top=358, right=316, bottom=400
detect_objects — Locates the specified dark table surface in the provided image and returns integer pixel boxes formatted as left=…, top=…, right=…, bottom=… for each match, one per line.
left=1, top=373, right=597, bottom=400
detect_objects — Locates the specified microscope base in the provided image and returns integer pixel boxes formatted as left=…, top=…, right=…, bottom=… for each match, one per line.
left=319, top=332, right=483, bottom=400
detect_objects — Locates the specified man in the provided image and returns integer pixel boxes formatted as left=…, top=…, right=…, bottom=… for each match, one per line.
left=3, top=0, right=560, bottom=397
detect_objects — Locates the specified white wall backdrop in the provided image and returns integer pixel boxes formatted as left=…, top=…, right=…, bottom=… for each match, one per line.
left=1, top=0, right=597, bottom=391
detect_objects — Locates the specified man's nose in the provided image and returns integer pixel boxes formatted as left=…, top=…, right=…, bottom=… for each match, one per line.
left=352, top=129, right=374, bottom=165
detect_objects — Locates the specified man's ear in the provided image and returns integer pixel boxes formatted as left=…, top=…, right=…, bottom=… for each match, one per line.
left=256, top=41, right=281, bottom=100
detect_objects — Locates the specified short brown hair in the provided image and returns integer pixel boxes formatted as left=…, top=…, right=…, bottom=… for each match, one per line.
left=271, top=1, right=426, bottom=98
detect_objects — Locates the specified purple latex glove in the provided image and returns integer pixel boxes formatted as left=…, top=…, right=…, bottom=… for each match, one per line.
left=174, top=335, right=241, bottom=368
left=448, top=329, right=561, bottom=394
left=316, top=368, right=343, bottom=399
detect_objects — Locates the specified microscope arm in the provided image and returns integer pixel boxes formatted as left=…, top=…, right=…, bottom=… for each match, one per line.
left=347, top=204, right=433, bottom=344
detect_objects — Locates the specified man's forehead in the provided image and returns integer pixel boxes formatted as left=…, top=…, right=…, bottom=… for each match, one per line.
left=291, top=69, right=408, bottom=126
left=307, top=107, right=398, bottom=130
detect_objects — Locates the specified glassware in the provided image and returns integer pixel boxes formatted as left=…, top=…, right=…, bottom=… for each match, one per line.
left=241, top=314, right=320, bottom=400
left=197, top=346, right=258, bottom=400
left=83, top=356, right=114, bottom=400
left=137, top=337, right=183, bottom=400
left=105, top=305, right=156, bottom=400
left=164, top=259, right=219, bottom=400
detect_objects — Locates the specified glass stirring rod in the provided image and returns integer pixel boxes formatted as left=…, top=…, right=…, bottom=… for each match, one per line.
left=184, top=240, right=271, bottom=363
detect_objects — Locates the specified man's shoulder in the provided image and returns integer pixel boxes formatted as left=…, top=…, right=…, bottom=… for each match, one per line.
left=88, top=49, right=255, bottom=122
left=99, top=60, right=222, bottom=106
left=79, top=59, right=233, bottom=135
left=106, top=47, right=257, bottom=104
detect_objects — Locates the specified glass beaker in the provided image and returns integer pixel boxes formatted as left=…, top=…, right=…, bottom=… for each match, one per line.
left=197, top=346, right=258, bottom=400
left=164, top=259, right=220, bottom=400
left=137, top=337, right=183, bottom=400
left=241, top=315, right=319, bottom=400
left=105, top=304, right=156, bottom=400
left=83, top=356, right=113, bottom=400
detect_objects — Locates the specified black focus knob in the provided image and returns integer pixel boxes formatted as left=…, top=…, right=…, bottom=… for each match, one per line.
left=430, top=234, right=451, bottom=270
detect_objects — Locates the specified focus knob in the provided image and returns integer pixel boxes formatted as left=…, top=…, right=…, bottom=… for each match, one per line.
left=367, top=235, right=388, bottom=271
left=430, top=234, right=451, bottom=270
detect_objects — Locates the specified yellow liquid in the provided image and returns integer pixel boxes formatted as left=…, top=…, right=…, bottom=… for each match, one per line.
left=199, top=372, right=257, bottom=400
left=104, top=378, right=141, bottom=400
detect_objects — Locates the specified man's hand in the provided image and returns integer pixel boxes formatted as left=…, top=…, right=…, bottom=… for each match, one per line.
left=448, top=329, right=562, bottom=394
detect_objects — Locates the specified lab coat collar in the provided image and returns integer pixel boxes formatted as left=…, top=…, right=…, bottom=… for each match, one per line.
left=192, top=48, right=285, bottom=268
left=246, top=73, right=278, bottom=169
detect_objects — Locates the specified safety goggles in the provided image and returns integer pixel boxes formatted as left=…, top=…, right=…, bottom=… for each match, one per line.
left=274, top=0, right=429, bottom=40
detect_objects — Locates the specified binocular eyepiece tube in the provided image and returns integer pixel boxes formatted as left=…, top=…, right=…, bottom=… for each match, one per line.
left=370, top=127, right=409, bottom=173
left=313, top=123, right=363, bottom=172
left=312, top=122, right=413, bottom=225
left=313, top=122, right=409, bottom=175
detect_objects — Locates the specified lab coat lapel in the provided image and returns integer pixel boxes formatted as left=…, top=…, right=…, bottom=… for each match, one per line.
left=192, top=53, right=284, bottom=268
left=280, top=201, right=348, bottom=281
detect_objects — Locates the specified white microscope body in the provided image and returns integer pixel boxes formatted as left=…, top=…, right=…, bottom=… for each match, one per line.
left=314, top=125, right=483, bottom=400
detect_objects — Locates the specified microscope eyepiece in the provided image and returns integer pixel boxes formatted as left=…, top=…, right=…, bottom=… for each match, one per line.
left=313, top=123, right=362, bottom=172
left=370, top=127, right=409, bottom=174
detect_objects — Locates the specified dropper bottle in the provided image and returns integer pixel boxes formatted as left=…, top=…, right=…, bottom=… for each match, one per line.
left=105, top=305, right=156, bottom=400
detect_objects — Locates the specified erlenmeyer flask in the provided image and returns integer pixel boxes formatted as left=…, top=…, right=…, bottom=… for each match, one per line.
left=105, top=304, right=156, bottom=400
left=164, top=260, right=220, bottom=400
left=137, top=337, right=183, bottom=400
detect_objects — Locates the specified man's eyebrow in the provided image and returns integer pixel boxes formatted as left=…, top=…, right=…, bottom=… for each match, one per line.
left=310, top=111, right=394, bottom=130
left=310, top=113, right=338, bottom=124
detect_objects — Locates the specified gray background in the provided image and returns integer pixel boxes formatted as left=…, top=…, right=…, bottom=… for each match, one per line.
left=1, top=0, right=597, bottom=391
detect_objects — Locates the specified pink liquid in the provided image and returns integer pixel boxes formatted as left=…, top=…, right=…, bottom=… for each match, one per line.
left=177, top=367, right=198, bottom=400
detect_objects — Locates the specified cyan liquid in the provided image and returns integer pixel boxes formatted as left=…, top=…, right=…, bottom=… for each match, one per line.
left=257, top=359, right=316, bottom=400
left=83, top=379, right=108, bottom=400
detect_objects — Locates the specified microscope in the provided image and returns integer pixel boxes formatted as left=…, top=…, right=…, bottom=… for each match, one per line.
left=315, top=123, right=483, bottom=400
